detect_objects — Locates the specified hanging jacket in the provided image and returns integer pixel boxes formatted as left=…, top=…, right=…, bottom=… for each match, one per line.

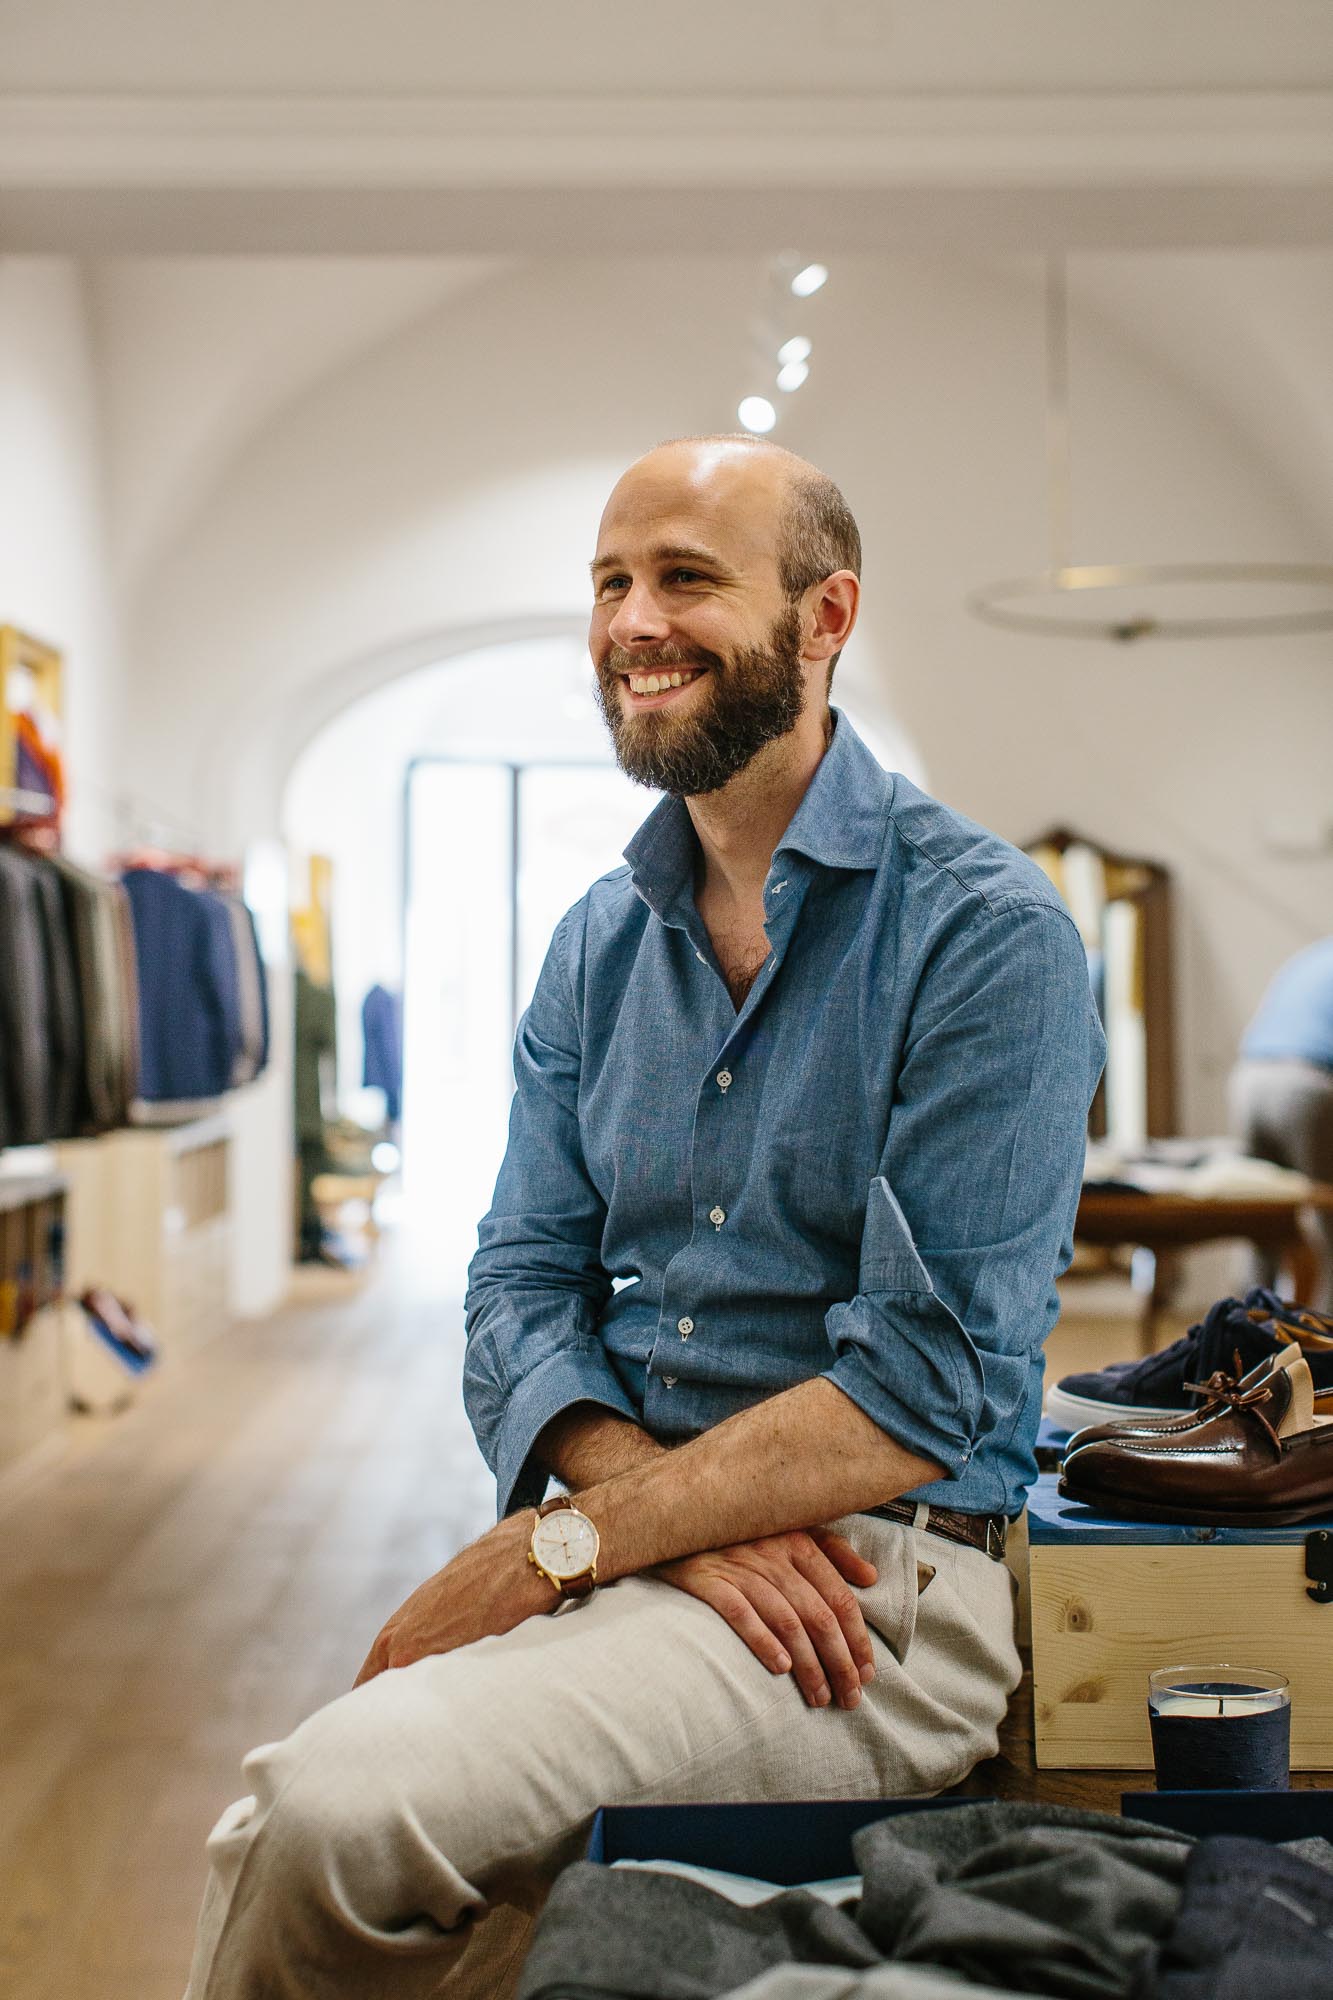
left=361, top=983, right=403, bottom=1123
left=0, top=844, right=53, bottom=1145
left=123, top=868, right=244, bottom=1102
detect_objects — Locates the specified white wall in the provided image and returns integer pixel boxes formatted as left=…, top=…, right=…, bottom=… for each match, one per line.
left=0, top=258, right=123, bottom=861
left=117, top=251, right=1333, bottom=1133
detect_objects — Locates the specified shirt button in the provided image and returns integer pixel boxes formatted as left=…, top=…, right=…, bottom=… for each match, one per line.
left=709, top=1206, right=726, bottom=1229
left=663, top=1376, right=678, bottom=1388
left=695, top=950, right=707, bottom=964
left=716, top=1070, right=732, bottom=1092
left=677, top=1316, right=694, bottom=1337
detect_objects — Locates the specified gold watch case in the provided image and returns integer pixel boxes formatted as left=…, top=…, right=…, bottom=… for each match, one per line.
left=528, top=1504, right=600, bottom=1592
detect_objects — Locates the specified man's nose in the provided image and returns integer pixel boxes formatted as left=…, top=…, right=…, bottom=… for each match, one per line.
left=606, top=581, right=671, bottom=649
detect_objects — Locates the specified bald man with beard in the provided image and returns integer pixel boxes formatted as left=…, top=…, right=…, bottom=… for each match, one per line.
left=184, top=437, right=1104, bottom=2000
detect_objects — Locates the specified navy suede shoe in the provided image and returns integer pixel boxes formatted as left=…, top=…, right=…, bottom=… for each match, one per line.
left=1045, top=1287, right=1333, bottom=1434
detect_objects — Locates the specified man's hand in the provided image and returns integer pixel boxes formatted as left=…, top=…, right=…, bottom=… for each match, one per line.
left=354, top=1510, right=552, bottom=1687
left=651, top=1529, right=878, bottom=1711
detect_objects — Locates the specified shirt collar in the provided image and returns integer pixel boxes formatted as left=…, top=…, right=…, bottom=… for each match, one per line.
left=623, top=710, right=894, bottom=919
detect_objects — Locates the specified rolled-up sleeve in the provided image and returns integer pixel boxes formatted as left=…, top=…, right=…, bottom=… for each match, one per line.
left=464, top=907, right=639, bottom=1517
left=823, top=898, right=1104, bottom=1497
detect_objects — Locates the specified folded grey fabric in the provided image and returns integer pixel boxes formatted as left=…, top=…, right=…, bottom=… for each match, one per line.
left=516, top=1867, right=882, bottom=2000
left=852, top=1802, right=1192, bottom=1996
left=515, top=1803, right=1192, bottom=2000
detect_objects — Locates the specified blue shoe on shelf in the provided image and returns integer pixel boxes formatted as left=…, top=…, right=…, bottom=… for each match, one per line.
left=1045, top=1286, right=1333, bottom=1434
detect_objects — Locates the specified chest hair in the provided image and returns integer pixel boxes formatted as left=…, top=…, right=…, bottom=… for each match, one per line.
left=709, top=921, right=771, bottom=1011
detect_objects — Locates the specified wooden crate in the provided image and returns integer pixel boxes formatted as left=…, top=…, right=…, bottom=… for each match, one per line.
left=1027, top=1473, right=1333, bottom=1769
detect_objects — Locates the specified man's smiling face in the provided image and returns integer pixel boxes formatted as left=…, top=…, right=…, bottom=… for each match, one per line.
left=588, top=440, right=816, bottom=796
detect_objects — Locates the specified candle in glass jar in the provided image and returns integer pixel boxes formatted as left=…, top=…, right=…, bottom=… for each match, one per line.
left=1148, top=1667, right=1291, bottom=1791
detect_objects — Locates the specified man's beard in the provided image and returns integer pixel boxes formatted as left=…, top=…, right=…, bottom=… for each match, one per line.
left=592, top=604, right=806, bottom=797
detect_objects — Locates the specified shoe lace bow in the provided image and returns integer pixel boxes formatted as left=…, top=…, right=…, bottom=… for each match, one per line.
left=1183, top=1352, right=1285, bottom=1453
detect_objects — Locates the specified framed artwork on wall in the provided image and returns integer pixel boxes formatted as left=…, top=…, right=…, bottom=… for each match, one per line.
left=0, top=625, right=64, bottom=828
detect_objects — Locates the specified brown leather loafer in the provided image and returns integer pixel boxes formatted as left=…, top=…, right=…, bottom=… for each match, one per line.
left=1058, top=1345, right=1333, bottom=1526
left=1064, top=1347, right=1333, bottom=1450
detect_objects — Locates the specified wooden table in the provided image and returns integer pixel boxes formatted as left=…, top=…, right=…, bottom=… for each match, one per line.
left=1076, top=1183, right=1333, bottom=1350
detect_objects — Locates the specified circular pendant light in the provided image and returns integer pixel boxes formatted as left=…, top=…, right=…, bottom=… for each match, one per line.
left=967, top=262, right=1333, bottom=644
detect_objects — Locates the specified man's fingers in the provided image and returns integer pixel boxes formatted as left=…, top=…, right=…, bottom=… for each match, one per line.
left=786, top=1545, right=875, bottom=1699
left=691, top=1577, right=795, bottom=1678
left=810, top=1529, right=878, bottom=1589
left=657, top=1542, right=878, bottom=1710
left=353, top=1641, right=385, bottom=1688
left=739, top=1576, right=833, bottom=1706
left=662, top=1562, right=828, bottom=1705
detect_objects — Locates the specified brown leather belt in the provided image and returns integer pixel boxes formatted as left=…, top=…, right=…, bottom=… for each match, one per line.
left=863, top=1500, right=1008, bottom=1562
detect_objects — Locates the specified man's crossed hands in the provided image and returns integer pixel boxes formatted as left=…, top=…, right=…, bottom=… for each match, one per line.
left=355, top=1515, right=878, bottom=1710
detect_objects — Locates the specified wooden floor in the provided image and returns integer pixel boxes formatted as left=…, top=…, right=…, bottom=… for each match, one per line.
left=0, top=1249, right=493, bottom=2000
left=0, top=1252, right=1324, bottom=1997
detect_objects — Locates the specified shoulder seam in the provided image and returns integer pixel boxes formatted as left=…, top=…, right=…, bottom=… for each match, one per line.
left=889, top=817, right=1068, bottom=926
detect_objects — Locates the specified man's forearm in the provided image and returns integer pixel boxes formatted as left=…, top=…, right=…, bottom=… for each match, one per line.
left=535, top=1405, right=668, bottom=1489
left=575, top=1377, right=942, bottom=1581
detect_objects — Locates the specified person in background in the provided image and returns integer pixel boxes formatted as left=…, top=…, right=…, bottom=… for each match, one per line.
left=1231, top=935, right=1333, bottom=1308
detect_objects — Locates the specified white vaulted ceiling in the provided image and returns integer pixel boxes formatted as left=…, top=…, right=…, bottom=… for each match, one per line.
left=87, top=256, right=504, bottom=594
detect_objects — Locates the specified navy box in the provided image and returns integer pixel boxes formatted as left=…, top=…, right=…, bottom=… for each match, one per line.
left=586, top=1799, right=969, bottom=1881
left=587, top=1790, right=1333, bottom=1884
left=1121, top=1788, right=1333, bottom=1841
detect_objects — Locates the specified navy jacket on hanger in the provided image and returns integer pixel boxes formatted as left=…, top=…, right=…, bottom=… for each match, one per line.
left=123, top=868, right=244, bottom=1102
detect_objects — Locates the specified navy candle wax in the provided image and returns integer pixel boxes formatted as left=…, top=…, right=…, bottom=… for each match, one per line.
left=1148, top=1677, right=1291, bottom=1792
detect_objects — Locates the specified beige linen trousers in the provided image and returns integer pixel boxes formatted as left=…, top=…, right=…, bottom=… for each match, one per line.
left=184, top=1514, right=1019, bottom=2000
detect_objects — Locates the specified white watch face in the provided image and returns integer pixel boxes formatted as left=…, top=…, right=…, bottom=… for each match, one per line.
left=532, top=1508, right=599, bottom=1580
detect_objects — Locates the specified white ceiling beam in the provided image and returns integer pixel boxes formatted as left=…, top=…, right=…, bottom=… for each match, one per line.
left=2, top=92, right=1331, bottom=252
left=2, top=91, right=1332, bottom=187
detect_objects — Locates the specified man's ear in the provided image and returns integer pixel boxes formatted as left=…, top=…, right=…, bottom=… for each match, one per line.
left=803, top=571, right=860, bottom=664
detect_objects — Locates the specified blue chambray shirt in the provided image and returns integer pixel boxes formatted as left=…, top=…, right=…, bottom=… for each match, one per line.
left=464, top=713, right=1105, bottom=1522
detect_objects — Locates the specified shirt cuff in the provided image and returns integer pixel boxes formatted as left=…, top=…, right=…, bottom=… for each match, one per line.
left=491, top=1345, right=641, bottom=1519
left=822, top=1291, right=985, bottom=1482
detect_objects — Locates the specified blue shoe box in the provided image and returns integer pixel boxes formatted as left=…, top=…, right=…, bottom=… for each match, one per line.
left=586, top=1789, right=1333, bottom=1881
left=586, top=1798, right=969, bottom=1879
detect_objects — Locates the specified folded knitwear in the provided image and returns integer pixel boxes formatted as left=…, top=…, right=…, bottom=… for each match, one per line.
left=516, top=1803, right=1194, bottom=2000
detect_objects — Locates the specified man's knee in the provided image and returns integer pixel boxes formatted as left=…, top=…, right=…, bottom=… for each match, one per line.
left=226, top=1678, right=484, bottom=1937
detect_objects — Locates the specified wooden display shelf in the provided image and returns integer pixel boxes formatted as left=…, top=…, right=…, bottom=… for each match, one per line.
left=0, top=1172, right=68, bottom=1480
left=57, top=1112, right=233, bottom=1357
left=0, top=1172, right=66, bottom=1338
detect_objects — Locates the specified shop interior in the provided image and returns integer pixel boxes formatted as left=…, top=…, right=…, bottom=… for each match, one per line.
left=2, top=5, right=1333, bottom=1995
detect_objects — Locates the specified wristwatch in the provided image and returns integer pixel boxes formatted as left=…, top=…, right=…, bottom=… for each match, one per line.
left=528, top=1495, right=600, bottom=1605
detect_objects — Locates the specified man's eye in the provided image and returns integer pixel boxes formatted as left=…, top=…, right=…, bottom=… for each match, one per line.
left=598, top=576, right=629, bottom=596
left=670, top=569, right=704, bottom=585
